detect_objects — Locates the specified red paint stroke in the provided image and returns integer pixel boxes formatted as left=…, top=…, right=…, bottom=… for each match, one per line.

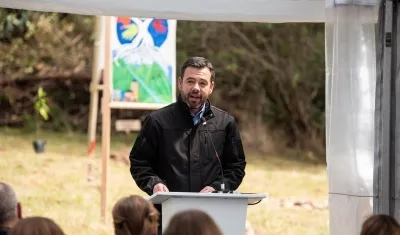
left=153, top=19, right=167, bottom=33
left=117, top=17, right=131, bottom=26
left=88, top=141, right=96, bottom=155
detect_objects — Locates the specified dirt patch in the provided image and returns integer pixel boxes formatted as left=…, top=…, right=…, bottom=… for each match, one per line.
left=110, top=150, right=130, bottom=165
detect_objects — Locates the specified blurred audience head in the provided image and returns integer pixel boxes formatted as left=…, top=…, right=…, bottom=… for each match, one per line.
left=163, top=209, right=222, bottom=235
left=112, top=195, right=159, bottom=235
left=360, top=214, right=400, bottom=235
left=0, top=182, right=21, bottom=230
left=9, top=216, right=64, bottom=235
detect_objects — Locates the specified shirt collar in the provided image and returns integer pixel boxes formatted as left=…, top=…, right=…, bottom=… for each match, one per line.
left=191, top=103, right=206, bottom=116
left=191, top=103, right=206, bottom=125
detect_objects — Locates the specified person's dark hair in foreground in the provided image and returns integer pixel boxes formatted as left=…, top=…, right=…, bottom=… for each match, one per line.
left=112, top=195, right=159, bottom=235
left=0, top=182, right=22, bottom=235
left=8, top=216, right=64, bottom=235
left=360, top=214, right=400, bottom=235
left=163, top=209, right=222, bottom=235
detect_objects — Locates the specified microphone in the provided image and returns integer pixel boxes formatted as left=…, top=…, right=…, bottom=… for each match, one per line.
left=201, top=117, right=230, bottom=193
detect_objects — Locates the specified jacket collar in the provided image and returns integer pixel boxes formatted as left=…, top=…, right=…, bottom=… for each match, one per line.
left=0, top=227, right=10, bottom=235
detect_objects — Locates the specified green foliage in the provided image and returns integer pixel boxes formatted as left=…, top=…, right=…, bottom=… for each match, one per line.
left=34, top=87, right=50, bottom=121
left=0, top=9, right=30, bottom=42
left=0, top=10, right=326, bottom=158
left=0, top=11, right=94, bottom=79
left=176, top=21, right=326, bottom=156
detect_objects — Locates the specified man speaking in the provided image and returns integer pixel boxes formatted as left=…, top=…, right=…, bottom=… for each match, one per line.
left=129, top=56, right=246, bottom=230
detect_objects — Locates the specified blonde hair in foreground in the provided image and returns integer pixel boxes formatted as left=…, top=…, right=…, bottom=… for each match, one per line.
left=112, top=195, right=159, bottom=235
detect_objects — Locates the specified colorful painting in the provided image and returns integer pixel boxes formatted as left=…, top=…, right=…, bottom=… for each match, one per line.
left=109, top=17, right=176, bottom=105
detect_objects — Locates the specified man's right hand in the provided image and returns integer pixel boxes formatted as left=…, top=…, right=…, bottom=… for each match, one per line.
left=153, top=183, right=169, bottom=194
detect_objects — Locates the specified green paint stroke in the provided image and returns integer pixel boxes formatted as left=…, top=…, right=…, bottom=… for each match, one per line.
left=112, top=58, right=172, bottom=104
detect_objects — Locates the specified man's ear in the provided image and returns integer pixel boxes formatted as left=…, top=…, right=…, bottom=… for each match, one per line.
left=209, top=81, right=215, bottom=94
left=178, top=77, right=183, bottom=90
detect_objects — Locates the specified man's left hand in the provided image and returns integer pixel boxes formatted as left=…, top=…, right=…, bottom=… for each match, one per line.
left=200, top=186, right=215, bottom=193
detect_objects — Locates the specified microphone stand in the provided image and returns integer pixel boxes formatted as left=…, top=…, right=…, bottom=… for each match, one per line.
left=201, top=117, right=232, bottom=194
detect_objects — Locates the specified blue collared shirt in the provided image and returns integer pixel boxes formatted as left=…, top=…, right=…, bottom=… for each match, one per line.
left=191, top=104, right=206, bottom=125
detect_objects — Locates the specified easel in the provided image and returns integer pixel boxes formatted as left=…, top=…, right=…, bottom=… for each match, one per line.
left=87, top=16, right=177, bottom=223
left=87, top=16, right=105, bottom=184
left=86, top=15, right=114, bottom=223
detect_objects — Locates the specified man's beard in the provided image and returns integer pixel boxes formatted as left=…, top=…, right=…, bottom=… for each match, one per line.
left=183, top=92, right=205, bottom=110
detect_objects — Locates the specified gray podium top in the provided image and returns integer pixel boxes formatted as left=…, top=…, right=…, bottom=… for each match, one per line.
left=147, top=192, right=267, bottom=205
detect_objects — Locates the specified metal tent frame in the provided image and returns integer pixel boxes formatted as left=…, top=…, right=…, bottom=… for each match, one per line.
left=0, top=0, right=398, bottom=234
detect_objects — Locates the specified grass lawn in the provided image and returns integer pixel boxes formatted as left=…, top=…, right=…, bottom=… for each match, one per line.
left=0, top=128, right=328, bottom=235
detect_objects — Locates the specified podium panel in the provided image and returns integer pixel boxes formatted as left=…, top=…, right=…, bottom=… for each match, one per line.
left=147, top=192, right=267, bottom=235
left=163, top=197, right=247, bottom=234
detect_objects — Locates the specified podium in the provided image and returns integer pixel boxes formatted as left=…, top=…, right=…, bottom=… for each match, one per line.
left=147, top=192, right=267, bottom=235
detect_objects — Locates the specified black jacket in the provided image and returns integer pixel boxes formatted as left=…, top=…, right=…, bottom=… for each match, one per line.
left=0, top=227, right=9, bottom=235
left=129, top=96, right=246, bottom=196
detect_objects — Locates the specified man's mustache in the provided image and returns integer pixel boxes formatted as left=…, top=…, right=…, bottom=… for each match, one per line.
left=188, top=92, right=201, bottom=98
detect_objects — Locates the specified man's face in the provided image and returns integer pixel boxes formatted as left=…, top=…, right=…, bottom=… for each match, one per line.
left=178, top=66, right=214, bottom=112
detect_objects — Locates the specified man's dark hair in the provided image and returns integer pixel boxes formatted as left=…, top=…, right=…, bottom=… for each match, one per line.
left=180, top=57, right=215, bottom=82
left=0, top=182, right=18, bottom=225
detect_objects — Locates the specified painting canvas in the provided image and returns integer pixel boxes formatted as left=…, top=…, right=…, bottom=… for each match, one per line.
left=109, top=17, right=176, bottom=106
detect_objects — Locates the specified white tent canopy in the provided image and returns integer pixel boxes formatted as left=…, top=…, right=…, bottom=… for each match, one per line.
left=1, top=0, right=327, bottom=22
left=0, top=1, right=386, bottom=235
